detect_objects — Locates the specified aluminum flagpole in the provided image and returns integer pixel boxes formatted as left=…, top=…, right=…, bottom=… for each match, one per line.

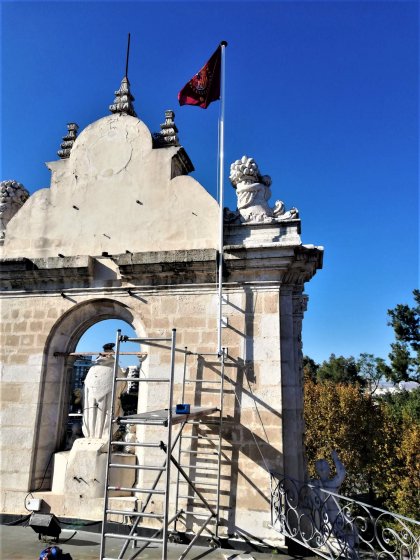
left=217, top=41, right=227, bottom=356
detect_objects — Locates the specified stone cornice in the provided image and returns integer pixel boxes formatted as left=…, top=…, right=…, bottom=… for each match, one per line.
left=116, top=249, right=217, bottom=285
left=0, top=256, right=94, bottom=290
left=0, top=243, right=323, bottom=292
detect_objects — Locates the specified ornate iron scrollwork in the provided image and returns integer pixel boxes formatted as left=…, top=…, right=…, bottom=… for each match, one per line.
left=270, top=472, right=420, bottom=560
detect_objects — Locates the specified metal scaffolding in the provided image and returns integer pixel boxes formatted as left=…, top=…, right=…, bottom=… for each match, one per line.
left=99, top=329, right=226, bottom=560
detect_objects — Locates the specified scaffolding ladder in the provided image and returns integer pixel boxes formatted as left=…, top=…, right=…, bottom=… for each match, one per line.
left=174, top=349, right=225, bottom=541
left=99, top=329, right=226, bottom=560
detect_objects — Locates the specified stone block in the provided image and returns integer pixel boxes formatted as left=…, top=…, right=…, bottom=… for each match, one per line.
left=0, top=426, right=35, bottom=449
left=0, top=383, right=22, bottom=403
left=107, top=496, right=137, bottom=523
left=29, top=321, right=43, bottom=332
left=13, top=321, right=27, bottom=333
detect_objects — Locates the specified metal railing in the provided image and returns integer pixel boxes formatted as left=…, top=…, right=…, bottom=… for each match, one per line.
left=270, top=472, right=420, bottom=560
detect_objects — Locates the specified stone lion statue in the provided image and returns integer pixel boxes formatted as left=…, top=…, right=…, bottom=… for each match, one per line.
left=228, top=156, right=298, bottom=224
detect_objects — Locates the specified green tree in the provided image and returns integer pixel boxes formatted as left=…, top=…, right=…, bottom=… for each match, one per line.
left=303, top=355, right=319, bottom=382
left=303, top=380, right=410, bottom=510
left=304, top=380, right=389, bottom=499
left=357, top=353, right=388, bottom=394
left=378, top=387, right=420, bottom=423
left=316, top=354, right=364, bottom=386
left=386, top=289, right=420, bottom=383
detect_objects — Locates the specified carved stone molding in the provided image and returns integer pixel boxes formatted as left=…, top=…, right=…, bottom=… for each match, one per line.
left=0, top=256, right=93, bottom=290
left=292, top=294, right=308, bottom=317
left=0, top=180, right=30, bottom=243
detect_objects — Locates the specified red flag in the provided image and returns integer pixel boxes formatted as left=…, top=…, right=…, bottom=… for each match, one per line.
left=178, top=45, right=222, bottom=109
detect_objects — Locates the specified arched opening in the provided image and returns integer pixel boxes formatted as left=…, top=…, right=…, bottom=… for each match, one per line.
left=66, top=319, right=142, bottom=451
left=30, top=298, right=146, bottom=491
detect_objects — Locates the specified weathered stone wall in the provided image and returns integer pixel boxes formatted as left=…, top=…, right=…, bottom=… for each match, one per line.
left=1, top=114, right=219, bottom=259
left=0, top=258, right=318, bottom=541
left=0, top=112, right=323, bottom=544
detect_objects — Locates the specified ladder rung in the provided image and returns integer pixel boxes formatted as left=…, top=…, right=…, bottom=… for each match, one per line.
left=187, top=420, right=220, bottom=425
left=180, top=435, right=219, bottom=441
left=178, top=464, right=219, bottom=471
left=109, top=463, right=165, bottom=471
left=178, top=495, right=217, bottom=502
left=182, top=512, right=217, bottom=519
left=181, top=450, right=218, bottom=455
left=107, top=486, right=165, bottom=494
left=104, top=533, right=163, bottom=543
left=184, top=379, right=221, bottom=384
left=123, top=337, right=171, bottom=342
left=178, top=481, right=218, bottom=487
left=111, top=441, right=161, bottom=448
left=106, top=510, right=164, bottom=519
left=115, top=377, right=169, bottom=382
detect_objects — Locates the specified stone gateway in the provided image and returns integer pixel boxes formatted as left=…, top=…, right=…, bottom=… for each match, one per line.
left=0, top=81, right=323, bottom=546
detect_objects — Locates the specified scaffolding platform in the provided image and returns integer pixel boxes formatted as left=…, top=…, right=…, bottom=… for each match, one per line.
left=100, top=329, right=226, bottom=560
left=117, top=406, right=219, bottom=427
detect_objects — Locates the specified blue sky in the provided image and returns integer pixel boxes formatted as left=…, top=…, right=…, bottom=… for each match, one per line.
left=1, top=1, right=418, bottom=365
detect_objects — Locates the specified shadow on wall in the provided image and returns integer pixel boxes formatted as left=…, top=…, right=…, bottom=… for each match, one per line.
left=187, top=353, right=283, bottom=538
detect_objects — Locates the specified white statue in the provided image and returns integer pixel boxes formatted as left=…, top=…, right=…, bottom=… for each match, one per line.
left=123, top=424, right=137, bottom=454
left=125, top=365, right=140, bottom=393
left=228, top=156, right=298, bottom=224
left=82, top=343, right=124, bottom=440
left=313, top=450, right=346, bottom=494
left=311, top=451, right=357, bottom=556
left=311, top=451, right=347, bottom=533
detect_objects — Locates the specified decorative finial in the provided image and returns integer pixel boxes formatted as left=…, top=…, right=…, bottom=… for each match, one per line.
left=57, top=123, right=79, bottom=159
left=152, top=110, right=179, bottom=148
left=109, top=76, right=137, bottom=117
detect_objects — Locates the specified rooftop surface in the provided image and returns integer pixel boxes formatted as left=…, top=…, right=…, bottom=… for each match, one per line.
left=0, top=524, right=313, bottom=560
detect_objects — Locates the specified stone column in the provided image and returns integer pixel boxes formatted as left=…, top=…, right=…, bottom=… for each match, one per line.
left=279, top=285, right=307, bottom=483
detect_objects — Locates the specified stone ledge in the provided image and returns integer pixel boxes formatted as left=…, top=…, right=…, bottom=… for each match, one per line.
left=224, top=219, right=302, bottom=248
left=0, top=256, right=94, bottom=290
left=0, top=244, right=323, bottom=290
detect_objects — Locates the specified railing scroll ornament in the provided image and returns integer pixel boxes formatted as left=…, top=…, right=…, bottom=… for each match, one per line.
left=270, top=472, right=420, bottom=560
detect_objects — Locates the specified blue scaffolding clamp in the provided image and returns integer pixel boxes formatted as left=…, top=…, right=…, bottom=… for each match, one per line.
left=175, top=403, right=190, bottom=414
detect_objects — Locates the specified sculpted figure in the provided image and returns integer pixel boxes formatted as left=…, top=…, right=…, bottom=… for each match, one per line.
left=0, top=180, right=29, bottom=241
left=123, top=424, right=137, bottom=454
left=228, top=156, right=298, bottom=224
left=313, top=450, right=346, bottom=494
left=82, top=343, right=124, bottom=440
left=311, top=450, right=357, bottom=556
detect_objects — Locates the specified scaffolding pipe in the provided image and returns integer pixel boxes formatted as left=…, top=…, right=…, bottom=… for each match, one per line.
left=99, top=329, right=122, bottom=560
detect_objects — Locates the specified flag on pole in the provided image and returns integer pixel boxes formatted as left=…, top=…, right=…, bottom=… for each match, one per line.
left=178, top=45, right=222, bottom=109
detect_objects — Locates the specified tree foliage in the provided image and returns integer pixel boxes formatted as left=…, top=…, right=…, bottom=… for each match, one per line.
left=304, top=381, right=420, bottom=518
left=304, top=380, right=389, bottom=499
left=356, top=353, right=389, bottom=394
left=303, top=355, right=319, bottom=382
left=316, top=354, right=364, bottom=386
left=386, top=289, right=420, bottom=383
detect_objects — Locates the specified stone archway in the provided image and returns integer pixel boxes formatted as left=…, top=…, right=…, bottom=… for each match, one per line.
left=30, top=297, right=145, bottom=490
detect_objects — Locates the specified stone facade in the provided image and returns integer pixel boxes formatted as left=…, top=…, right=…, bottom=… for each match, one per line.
left=0, top=112, right=323, bottom=544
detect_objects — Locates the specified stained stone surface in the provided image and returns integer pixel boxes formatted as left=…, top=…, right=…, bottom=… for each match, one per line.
left=2, top=114, right=219, bottom=258
left=0, top=105, right=323, bottom=546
